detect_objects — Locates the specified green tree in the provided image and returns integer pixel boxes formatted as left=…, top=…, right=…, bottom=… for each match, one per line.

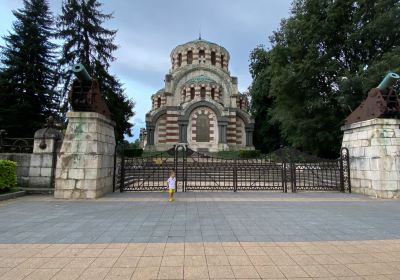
left=57, top=0, right=135, bottom=141
left=250, top=0, right=400, bottom=158
left=0, top=0, right=59, bottom=137
left=248, top=46, right=285, bottom=153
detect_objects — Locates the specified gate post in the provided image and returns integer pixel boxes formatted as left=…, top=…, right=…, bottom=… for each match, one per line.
left=291, top=162, right=297, bottom=193
left=119, top=144, right=125, bottom=192
left=339, top=152, right=345, bottom=193
left=282, top=162, right=287, bottom=193
left=233, top=159, right=237, bottom=192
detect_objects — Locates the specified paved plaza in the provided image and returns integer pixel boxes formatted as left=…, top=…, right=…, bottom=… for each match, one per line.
left=0, top=192, right=400, bottom=279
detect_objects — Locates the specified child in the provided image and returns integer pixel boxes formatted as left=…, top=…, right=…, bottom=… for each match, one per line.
left=167, top=170, right=176, bottom=202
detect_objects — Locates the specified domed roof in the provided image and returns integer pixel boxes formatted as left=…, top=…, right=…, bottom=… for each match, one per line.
left=185, top=75, right=217, bottom=85
left=171, top=37, right=229, bottom=55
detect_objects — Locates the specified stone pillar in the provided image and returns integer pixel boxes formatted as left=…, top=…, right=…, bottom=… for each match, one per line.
left=218, top=123, right=227, bottom=143
left=147, top=125, right=155, bottom=145
left=54, top=112, right=116, bottom=199
left=245, top=125, right=254, bottom=147
left=341, top=118, right=400, bottom=198
left=28, top=127, right=62, bottom=193
left=178, top=120, right=188, bottom=143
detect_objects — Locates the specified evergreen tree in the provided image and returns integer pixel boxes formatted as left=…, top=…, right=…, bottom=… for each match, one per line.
left=250, top=0, right=400, bottom=157
left=57, top=0, right=135, bottom=141
left=0, top=0, right=59, bottom=137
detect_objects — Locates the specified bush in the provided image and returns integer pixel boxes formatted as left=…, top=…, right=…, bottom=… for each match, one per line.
left=0, top=160, right=17, bottom=193
left=239, top=150, right=261, bottom=158
left=124, top=148, right=143, bottom=157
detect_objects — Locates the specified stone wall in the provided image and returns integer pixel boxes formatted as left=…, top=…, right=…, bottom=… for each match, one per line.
left=0, top=153, right=31, bottom=187
left=54, top=112, right=116, bottom=199
left=341, top=118, right=400, bottom=198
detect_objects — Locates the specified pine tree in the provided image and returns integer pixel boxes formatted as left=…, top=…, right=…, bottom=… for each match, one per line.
left=57, top=0, right=135, bottom=141
left=0, top=0, right=59, bottom=137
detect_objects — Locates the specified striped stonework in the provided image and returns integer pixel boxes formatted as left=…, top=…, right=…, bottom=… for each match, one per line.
left=146, top=39, right=254, bottom=152
left=190, top=107, right=216, bottom=143
left=155, top=114, right=167, bottom=144
left=236, top=116, right=245, bottom=145
left=165, top=113, right=179, bottom=143
left=227, top=115, right=237, bottom=144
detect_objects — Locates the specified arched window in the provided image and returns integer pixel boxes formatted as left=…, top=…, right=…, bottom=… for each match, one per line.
left=177, top=53, right=182, bottom=66
left=220, top=54, right=224, bottom=68
left=211, top=88, right=215, bottom=100
left=211, top=51, right=216, bottom=65
left=239, top=99, right=243, bottom=109
left=200, top=87, right=206, bottom=99
left=187, top=50, right=193, bottom=64
left=157, top=97, right=161, bottom=108
left=190, top=88, right=195, bottom=100
left=182, top=89, right=186, bottom=101
left=199, top=49, right=205, bottom=58
left=196, top=114, right=210, bottom=142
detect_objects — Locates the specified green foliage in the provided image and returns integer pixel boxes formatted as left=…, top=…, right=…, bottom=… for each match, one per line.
left=124, top=148, right=143, bottom=157
left=0, top=0, right=60, bottom=137
left=250, top=0, right=400, bottom=158
left=239, top=150, right=261, bottom=158
left=216, top=151, right=240, bottom=159
left=57, top=0, right=135, bottom=141
left=0, top=160, right=17, bottom=192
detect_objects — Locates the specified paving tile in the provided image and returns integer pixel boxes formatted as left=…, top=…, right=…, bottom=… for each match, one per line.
left=113, top=257, right=139, bottom=268
left=64, top=258, right=95, bottom=269
left=248, top=255, right=274, bottom=266
left=161, top=255, right=184, bottom=266
left=77, top=267, right=110, bottom=280
left=301, top=265, right=333, bottom=277
left=323, top=264, right=357, bottom=277
left=157, top=266, right=183, bottom=279
left=277, top=265, right=309, bottom=278
left=184, top=255, right=207, bottom=266
left=207, top=265, right=234, bottom=279
left=131, top=267, right=159, bottom=280
left=206, top=255, right=230, bottom=266
left=51, top=268, right=85, bottom=280
left=0, top=268, right=35, bottom=280
left=104, top=268, right=135, bottom=280
left=137, top=256, right=162, bottom=267
left=227, top=255, right=252, bottom=266
left=184, top=266, right=209, bottom=279
left=23, top=268, right=59, bottom=280
left=231, top=265, right=260, bottom=279
left=40, top=257, right=72, bottom=269
left=254, top=265, right=285, bottom=279
left=89, top=257, right=118, bottom=268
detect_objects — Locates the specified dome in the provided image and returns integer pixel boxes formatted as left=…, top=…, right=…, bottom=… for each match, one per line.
left=171, top=38, right=229, bottom=55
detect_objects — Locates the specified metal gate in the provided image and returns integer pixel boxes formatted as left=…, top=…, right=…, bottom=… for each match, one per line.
left=115, top=145, right=350, bottom=193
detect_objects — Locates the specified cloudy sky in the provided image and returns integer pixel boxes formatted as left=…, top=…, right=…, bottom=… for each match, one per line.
left=0, top=0, right=292, bottom=140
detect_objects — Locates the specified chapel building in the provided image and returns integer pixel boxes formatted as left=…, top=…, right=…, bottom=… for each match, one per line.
left=144, top=38, right=254, bottom=152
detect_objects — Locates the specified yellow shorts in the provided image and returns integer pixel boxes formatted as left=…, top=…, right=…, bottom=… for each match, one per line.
left=168, top=189, right=175, bottom=194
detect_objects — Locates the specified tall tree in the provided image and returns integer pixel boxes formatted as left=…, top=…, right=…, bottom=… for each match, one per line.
left=57, top=0, right=135, bottom=141
left=250, top=0, right=400, bottom=158
left=248, top=46, right=285, bottom=153
left=0, top=0, right=59, bottom=137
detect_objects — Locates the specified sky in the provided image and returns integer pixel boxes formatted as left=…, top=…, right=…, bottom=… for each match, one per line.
left=0, top=0, right=293, bottom=141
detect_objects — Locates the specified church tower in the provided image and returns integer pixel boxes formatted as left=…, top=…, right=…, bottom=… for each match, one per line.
left=145, top=39, right=254, bottom=152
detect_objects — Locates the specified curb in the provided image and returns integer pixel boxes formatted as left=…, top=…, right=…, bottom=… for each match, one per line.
left=0, top=190, right=26, bottom=201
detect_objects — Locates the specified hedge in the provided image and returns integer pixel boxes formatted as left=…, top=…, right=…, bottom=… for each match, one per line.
left=0, top=160, right=17, bottom=192
left=239, top=150, right=261, bottom=158
left=124, top=148, right=144, bottom=157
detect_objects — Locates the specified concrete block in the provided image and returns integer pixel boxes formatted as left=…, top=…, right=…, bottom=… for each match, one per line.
left=29, top=167, right=41, bottom=177
left=40, top=167, right=52, bottom=177
left=68, top=169, right=84, bottom=180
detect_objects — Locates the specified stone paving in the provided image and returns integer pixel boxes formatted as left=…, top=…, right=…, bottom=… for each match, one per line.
left=0, top=192, right=400, bottom=279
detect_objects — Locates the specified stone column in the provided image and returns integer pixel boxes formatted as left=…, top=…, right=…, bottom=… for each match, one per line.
left=147, top=125, right=155, bottom=145
left=218, top=123, right=227, bottom=143
left=245, top=125, right=254, bottom=147
left=28, top=127, right=62, bottom=193
left=54, top=112, right=116, bottom=199
left=341, top=118, right=400, bottom=198
left=178, top=120, right=188, bottom=143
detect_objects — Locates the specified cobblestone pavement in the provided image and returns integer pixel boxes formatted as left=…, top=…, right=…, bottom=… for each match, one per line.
left=0, top=192, right=399, bottom=279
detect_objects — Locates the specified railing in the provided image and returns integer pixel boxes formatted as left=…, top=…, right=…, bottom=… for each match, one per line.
left=0, top=133, right=34, bottom=153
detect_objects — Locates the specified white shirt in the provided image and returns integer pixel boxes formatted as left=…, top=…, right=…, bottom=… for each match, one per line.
left=167, top=177, right=176, bottom=189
